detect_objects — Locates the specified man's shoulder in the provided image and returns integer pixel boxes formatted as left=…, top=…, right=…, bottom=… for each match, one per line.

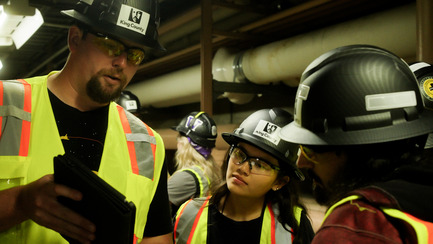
left=319, top=198, right=399, bottom=241
left=318, top=188, right=419, bottom=243
left=351, top=186, right=398, bottom=207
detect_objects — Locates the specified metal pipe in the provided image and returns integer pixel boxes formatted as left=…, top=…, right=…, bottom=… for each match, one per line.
left=129, top=3, right=416, bottom=107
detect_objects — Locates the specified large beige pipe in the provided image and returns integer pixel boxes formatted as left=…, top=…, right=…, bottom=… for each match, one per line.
left=214, top=3, right=416, bottom=86
left=129, top=65, right=201, bottom=107
left=129, top=3, right=416, bottom=108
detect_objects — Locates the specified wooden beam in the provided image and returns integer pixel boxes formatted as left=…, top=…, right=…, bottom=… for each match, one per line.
left=416, top=0, right=433, bottom=63
left=200, top=0, right=214, bottom=115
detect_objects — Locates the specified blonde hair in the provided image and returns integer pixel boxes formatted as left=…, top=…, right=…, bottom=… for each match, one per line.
left=175, top=136, right=221, bottom=194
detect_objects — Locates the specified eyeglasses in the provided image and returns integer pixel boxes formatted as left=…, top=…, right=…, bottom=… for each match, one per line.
left=299, top=145, right=320, bottom=164
left=229, top=145, right=280, bottom=176
left=87, top=30, right=146, bottom=66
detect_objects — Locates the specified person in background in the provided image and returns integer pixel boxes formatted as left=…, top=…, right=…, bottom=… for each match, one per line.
left=0, top=0, right=173, bottom=243
left=116, top=90, right=142, bottom=114
left=174, top=108, right=315, bottom=244
left=410, top=61, right=433, bottom=155
left=168, top=111, right=221, bottom=216
left=280, top=44, right=433, bottom=243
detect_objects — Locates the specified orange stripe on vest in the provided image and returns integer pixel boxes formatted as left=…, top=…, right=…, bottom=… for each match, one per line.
left=19, top=79, right=31, bottom=156
left=117, top=105, right=139, bottom=175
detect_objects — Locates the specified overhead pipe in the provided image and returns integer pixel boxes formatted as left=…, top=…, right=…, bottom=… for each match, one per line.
left=213, top=3, right=416, bottom=85
left=128, top=3, right=416, bottom=108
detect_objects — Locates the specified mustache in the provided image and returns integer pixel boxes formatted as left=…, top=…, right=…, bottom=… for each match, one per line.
left=99, top=69, right=127, bottom=83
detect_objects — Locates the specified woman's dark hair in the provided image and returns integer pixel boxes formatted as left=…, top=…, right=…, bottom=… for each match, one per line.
left=209, top=144, right=307, bottom=235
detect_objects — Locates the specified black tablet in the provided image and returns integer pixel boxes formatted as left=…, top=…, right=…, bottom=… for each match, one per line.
left=53, top=154, right=136, bottom=244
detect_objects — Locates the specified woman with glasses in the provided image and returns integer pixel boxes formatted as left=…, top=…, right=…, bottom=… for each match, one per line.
left=174, top=108, right=315, bottom=244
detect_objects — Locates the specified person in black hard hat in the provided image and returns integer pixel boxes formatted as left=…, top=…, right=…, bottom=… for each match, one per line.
left=280, top=45, right=433, bottom=243
left=0, top=0, right=172, bottom=243
left=116, top=90, right=141, bottom=114
left=168, top=111, right=221, bottom=217
left=410, top=61, right=433, bottom=152
left=173, top=108, right=315, bottom=244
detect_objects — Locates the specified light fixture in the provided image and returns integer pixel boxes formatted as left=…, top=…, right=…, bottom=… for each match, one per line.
left=11, top=9, right=44, bottom=49
left=0, top=60, right=3, bottom=70
left=0, top=5, right=6, bottom=24
left=0, top=4, right=44, bottom=49
left=0, top=5, right=14, bottom=46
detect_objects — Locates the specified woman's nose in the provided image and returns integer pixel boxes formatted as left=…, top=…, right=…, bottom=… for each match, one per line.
left=237, top=160, right=251, bottom=175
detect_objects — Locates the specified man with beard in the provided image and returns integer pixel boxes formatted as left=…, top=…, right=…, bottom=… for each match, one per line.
left=280, top=45, right=433, bottom=243
left=0, top=0, right=172, bottom=244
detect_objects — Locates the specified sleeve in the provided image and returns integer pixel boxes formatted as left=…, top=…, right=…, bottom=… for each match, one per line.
left=142, top=162, right=173, bottom=237
left=168, top=170, right=198, bottom=206
left=311, top=200, right=404, bottom=244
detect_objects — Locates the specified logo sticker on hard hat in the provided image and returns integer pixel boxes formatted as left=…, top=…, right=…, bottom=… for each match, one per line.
left=253, top=120, right=281, bottom=146
left=420, top=77, right=433, bottom=101
left=125, top=100, right=138, bottom=111
left=185, top=116, right=203, bottom=131
left=117, top=4, right=150, bottom=36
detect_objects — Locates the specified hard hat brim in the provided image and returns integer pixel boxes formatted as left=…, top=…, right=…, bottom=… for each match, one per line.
left=61, top=9, right=166, bottom=51
left=222, top=132, right=305, bottom=181
left=281, top=112, right=433, bottom=146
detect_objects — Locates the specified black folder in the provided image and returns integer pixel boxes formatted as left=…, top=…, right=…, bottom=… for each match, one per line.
left=53, top=154, right=136, bottom=244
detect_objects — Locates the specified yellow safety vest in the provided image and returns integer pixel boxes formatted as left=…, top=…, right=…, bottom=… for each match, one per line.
left=0, top=73, right=165, bottom=243
left=179, top=166, right=211, bottom=198
left=173, top=196, right=303, bottom=244
left=324, top=195, right=433, bottom=244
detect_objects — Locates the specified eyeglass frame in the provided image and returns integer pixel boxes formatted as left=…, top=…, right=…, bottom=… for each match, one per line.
left=299, top=145, right=321, bottom=164
left=83, top=28, right=148, bottom=66
left=229, top=145, right=281, bottom=174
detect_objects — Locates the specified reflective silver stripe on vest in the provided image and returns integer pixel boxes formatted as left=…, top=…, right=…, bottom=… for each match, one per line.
left=0, top=80, right=30, bottom=156
left=175, top=198, right=208, bottom=243
left=124, top=110, right=155, bottom=179
left=271, top=203, right=295, bottom=244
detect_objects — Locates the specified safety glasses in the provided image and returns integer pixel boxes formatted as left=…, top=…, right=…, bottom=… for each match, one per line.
left=299, top=145, right=321, bottom=164
left=229, top=145, right=280, bottom=176
left=87, top=30, right=146, bottom=66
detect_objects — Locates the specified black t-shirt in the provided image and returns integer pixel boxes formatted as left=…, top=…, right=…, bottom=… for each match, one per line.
left=207, top=204, right=263, bottom=244
left=49, top=89, right=173, bottom=236
left=207, top=202, right=315, bottom=244
left=49, top=90, right=108, bottom=171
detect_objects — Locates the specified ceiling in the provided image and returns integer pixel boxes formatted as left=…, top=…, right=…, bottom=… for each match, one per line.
left=0, top=0, right=414, bottom=82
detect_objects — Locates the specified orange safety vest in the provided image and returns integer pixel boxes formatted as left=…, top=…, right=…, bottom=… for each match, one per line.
left=0, top=75, right=164, bottom=243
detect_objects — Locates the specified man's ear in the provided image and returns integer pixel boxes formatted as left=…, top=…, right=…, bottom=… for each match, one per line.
left=68, top=25, right=84, bottom=51
left=272, top=176, right=289, bottom=191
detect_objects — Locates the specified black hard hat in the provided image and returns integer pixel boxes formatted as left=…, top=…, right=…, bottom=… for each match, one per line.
left=280, top=44, right=433, bottom=146
left=116, top=90, right=140, bottom=113
left=222, top=108, right=304, bottom=181
left=61, top=0, right=165, bottom=51
left=172, top=111, right=217, bottom=148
